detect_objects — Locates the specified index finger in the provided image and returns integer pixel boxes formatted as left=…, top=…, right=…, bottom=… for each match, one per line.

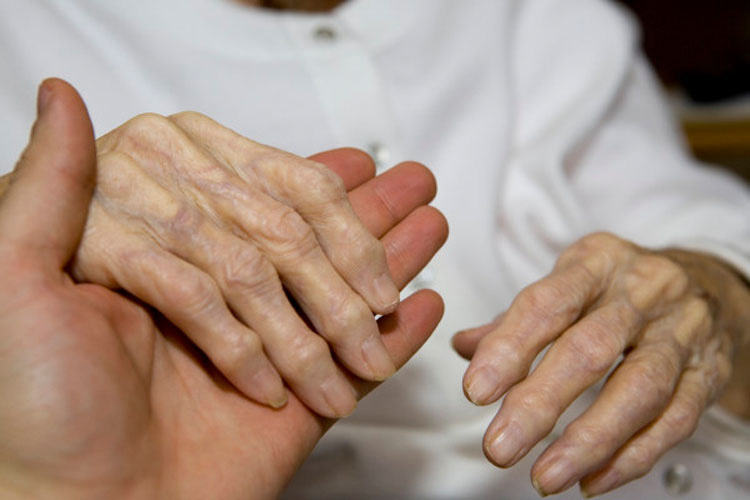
left=463, top=258, right=609, bottom=406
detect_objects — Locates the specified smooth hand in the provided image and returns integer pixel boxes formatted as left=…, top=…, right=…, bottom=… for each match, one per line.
left=454, top=232, right=750, bottom=497
left=0, top=80, right=446, bottom=499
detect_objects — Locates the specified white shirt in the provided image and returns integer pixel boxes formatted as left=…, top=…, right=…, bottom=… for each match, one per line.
left=1, top=0, right=749, bottom=498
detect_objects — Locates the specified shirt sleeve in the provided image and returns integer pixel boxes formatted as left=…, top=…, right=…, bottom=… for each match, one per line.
left=497, top=0, right=750, bottom=289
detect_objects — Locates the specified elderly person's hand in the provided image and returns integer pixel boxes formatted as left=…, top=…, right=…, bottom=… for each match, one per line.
left=0, top=83, right=419, bottom=418
left=0, top=79, right=446, bottom=499
left=453, top=232, right=750, bottom=497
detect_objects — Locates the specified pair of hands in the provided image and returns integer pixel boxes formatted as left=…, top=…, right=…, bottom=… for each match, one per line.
left=2, top=79, right=748, bottom=499
left=0, top=80, right=446, bottom=498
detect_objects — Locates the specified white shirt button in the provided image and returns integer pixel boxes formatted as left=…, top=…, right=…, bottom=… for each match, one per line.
left=367, top=141, right=391, bottom=169
left=663, top=463, right=693, bottom=495
left=411, top=267, right=434, bottom=289
left=312, top=25, right=337, bottom=42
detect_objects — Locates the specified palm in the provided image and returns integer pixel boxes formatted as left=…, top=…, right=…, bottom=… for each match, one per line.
left=1, top=277, right=439, bottom=498
left=0, top=281, right=156, bottom=493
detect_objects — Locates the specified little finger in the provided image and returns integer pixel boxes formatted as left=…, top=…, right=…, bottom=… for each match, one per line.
left=103, top=235, right=288, bottom=408
left=529, top=307, right=709, bottom=495
left=579, top=369, right=713, bottom=497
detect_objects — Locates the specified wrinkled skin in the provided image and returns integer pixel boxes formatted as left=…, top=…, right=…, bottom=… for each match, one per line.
left=455, top=232, right=750, bottom=497
left=64, top=108, right=410, bottom=418
left=0, top=79, right=447, bottom=498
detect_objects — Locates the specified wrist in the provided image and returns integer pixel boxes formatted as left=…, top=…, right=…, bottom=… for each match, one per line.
left=0, top=462, right=160, bottom=500
left=659, top=248, right=750, bottom=419
left=0, top=172, right=11, bottom=198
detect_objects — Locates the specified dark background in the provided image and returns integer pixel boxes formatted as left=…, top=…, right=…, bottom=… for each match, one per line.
left=618, top=0, right=750, bottom=183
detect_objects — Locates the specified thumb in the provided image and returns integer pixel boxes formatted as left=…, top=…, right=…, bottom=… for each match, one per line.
left=0, top=78, right=96, bottom=270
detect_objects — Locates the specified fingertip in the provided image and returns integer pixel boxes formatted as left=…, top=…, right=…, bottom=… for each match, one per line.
left=308, top=147, right=376, bottom=190
left=321, top=375, right=358, bottom=418
left=532, top=477, right=548, bottom=497
left=361, top=335, right=397, bottom=381
left=36, top=79, right=54, bottom=116
left=268, top=388, right=289, bottom=409
left=371, top=272, right=400, bottom=314
left=463, top=364, right=504, bottom=405
left=394, top=161, right=438, bottom=202
left=451, top=330, right=474, bottom=360
left=235, top=357, right=289, bottom=410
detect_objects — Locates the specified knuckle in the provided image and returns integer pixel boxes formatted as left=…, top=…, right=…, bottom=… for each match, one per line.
left=676, top=296, right=713, bottom=347
left=517, top=283, right=565, bottom=322
left=567, top=324, right=621, bottom=376
left=169, top=110, right=208, bottom=124
left=339, top=231, right=387, bottom=269
left=301, top=161, right=347, bottom=202
left=120, top=112, right=172, bottom=138
left=686, top=295, right=711, bottom=321
left=663, top=400, right=701, bottom=442
left=222, top=247, right=279, bottom=298
left=508, top=384, right=562, bottom=420
left=215, top=330, right=264, bottom=375
left=626, top=255, right=689, bottom=309
left=684, top=296, right=712, bottom=329
left=649, top=255, right=689, bottom=294
left=578, top=232, right=625, bottom=254
left=488, top=333, right=527, bottom=371
left=623, top=443, right=658, bottom=478
left=328, top=291, right=370, bottom=333
left=565, top=422, right=612, bottom=453
left=559, top=232, right=629, bottom=271
left=169, top=272, right=219, bottom=317
left=265, top=205, right=318, bottom=258
left=624, top=358, right=676, bottom=411
left=286, top=335, right=331, bottom=377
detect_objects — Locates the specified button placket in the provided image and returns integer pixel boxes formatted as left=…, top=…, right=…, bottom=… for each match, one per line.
left=283, top=15, right=405, bottom=173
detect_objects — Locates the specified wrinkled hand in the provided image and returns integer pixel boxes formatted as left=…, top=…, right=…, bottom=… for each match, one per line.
left=0, top=80, right=446, bottom=499
left=54, top=106, right=411, bottom=417
left=454, top=232, right=750, bottom=497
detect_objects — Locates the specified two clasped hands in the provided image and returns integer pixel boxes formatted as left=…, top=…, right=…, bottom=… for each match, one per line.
left=0, top=79, right=746, bottom=499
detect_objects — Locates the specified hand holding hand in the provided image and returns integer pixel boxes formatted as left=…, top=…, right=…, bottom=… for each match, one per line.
left=454, top=232, right=750, bottom=497
left=0, top=79, right=447, bottom=499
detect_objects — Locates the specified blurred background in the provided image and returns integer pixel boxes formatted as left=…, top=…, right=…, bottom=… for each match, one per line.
left=618, top=0, right=750, bottom=184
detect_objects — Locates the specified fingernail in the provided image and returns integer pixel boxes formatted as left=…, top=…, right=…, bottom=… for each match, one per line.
left=256, top=366, right=288, bottom=409
left=465, top=365, right=501, bottom=404
left=361, top=335, right=396, bottom=381
left=321, top=375, right=357, bottom=418
left=242, top=361, right=287, bottom=410
left=488, top=421, right=525, bottom=467
left=581, top=468, right=620, bottom=498
left=37, top=80, right=53, bottom=116
left=373, top=273, right=399, bottom=313
left=268, top=389, right=288, bottom=409
left=534, top=457, right=576, bottom=495
left=532, top=477, right=547, bottom=497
